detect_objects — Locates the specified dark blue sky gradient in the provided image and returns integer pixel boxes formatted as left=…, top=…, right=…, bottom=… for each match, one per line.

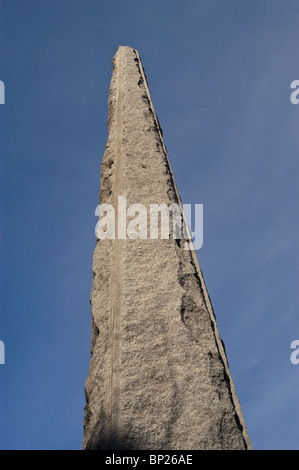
left=0, top=0, right=298, bottom=449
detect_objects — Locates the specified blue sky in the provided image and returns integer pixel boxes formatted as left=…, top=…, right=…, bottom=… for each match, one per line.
left=0, top=0, right=298, bottom=450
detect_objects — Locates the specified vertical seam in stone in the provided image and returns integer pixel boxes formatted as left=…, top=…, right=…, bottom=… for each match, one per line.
left=135, top=49, right=251, bottom=449
left=108, top=46, right=124, bottom=449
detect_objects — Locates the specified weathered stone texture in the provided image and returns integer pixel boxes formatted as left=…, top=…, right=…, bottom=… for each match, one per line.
left=83, top=46, right=251, bottom=450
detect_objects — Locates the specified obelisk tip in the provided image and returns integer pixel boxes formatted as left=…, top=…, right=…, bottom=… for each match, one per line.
left=115, top=45, right=137, bottom=55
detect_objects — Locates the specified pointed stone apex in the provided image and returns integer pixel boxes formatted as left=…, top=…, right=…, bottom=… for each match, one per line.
left=115, top=44, right=136, bottom=55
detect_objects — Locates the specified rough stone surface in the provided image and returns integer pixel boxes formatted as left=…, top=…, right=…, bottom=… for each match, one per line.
left=82, top=46, right=252, bottom=450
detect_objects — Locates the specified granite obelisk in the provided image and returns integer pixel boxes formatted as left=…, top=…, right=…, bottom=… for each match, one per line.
left=83, top=46, right=251, bottom=450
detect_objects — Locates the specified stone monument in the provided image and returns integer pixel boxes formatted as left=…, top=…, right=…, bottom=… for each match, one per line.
left=82, top=46, right=251, bottom=450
